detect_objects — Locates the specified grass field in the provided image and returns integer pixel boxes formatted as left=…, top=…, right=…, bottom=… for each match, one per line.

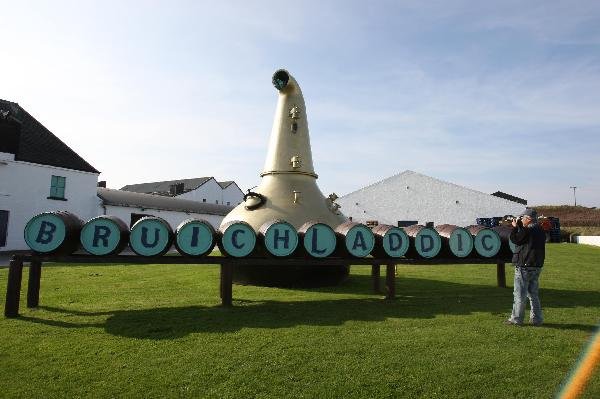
left=1, top=245, right=599, bottom=398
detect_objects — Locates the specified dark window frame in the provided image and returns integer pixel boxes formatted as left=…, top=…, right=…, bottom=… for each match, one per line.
left=0, top=210, right=9, bottom=247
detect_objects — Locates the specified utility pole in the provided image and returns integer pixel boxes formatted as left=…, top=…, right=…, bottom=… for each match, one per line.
left=570, top=186, right=578, bottom=206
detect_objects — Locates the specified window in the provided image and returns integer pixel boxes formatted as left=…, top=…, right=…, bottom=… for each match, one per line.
left=49, top=175, right=66, bottom=199
left=227, top=202, right=230, bottom=206
left=216, top=200, right=219, bottom=204
left=202, top=199, right=206, bottom=202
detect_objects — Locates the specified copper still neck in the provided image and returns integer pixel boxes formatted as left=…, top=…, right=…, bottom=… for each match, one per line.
left=261, top=69, right=317, bottom=178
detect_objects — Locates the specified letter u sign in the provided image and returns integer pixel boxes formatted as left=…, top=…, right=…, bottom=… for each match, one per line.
left=129, top=217, right=174, bottom=257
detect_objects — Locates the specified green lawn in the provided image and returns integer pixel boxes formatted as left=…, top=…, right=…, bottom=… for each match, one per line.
left=1, top=245, right=599, bottom=398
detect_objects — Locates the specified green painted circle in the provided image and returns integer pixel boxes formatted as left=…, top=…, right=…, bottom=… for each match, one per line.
left=449, top=228, right=474, bottom=258
left=176, top=221, right=214, bottom=256
left=303, top=223, right=336, bottom=258
left=415, top=228, right=442, bottom=258
left=130, top=219, right=172, bottom=256
left=222, top=223, right=256, bottom=257
left=344, top=225, right=375, bottom=257
left=263, top=221, right=298, bottom=257
left=24, top=213, right=66, bottom=253
left=474, top=229, right=501, bottom=258
left=81, top=218, right=122, bottom=255
left=382, top=227, right=409, bottom=258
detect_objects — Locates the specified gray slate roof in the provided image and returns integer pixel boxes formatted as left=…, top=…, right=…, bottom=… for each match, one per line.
left=217, top=181, right=235, bottom=189
left=0, top=99, right=99, bottom=173
left=97, top=188, right=232, bottom=215
left=121, top=177, right=213, bottom=195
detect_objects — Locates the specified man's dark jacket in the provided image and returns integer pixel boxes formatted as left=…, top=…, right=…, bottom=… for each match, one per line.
left=510, top=223, right=546, bottom=267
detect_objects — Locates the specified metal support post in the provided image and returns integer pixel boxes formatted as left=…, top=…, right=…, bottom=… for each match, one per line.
left=4, top=256, right=24, bottom=318
left=497, top=262, right=506, bottom=288
left=385, top=264, right=396, bottom=300
left=220, top=263, right=233, bottom=307
left=371, top=264, right=381, bottom=294
left=27, top=259, right=42, bottom=308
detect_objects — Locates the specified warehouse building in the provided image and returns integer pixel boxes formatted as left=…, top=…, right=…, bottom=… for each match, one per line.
left=337, top=170, right=526, bottom=227
left=97, top=188, right=231, bottom=229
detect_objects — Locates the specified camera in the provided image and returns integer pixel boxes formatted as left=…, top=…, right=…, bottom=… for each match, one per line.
left=514, top=216, right=523, bottom=227
left=504, top=215, right=522, bottom=227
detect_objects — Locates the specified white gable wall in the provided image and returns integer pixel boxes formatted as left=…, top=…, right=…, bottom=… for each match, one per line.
left=337, top=170, right=525, bottom=227
left=0, top=153, right=99, bottom=251
left=221, top=183, right=244, bottom=206
left=176, top=178, right=223, bottom=204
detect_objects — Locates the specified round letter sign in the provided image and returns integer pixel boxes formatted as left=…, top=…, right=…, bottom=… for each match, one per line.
left=129, top=217, right=174, bottom=257
left=448, top=227, right=474, bottom=258
left=473, top=228, right=501, bottom=258
left=300, top=222, right=336, bottom=258
left=80, top=216, right=129, bottom=256
left=260, top=220, right=298, bottom=257
left=219, top=221, right=256, bottom=258
left=414, top=227, right=442, bottom=258
left=343, top=224, right=375, bottom=258
left=380, top=226, right=410, bottom=258
left=24, top=211, right=82, bottom=255
left=175, top=219, right=216, bottom=257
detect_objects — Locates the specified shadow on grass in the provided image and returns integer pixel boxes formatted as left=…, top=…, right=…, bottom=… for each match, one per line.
left=18, top=275, right=600, bottom=339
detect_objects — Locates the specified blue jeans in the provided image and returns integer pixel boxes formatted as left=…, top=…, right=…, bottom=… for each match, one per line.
left=509, top=266, right=543, bottom=325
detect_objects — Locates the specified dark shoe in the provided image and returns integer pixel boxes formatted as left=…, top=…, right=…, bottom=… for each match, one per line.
left=504, top=320, right=523, bottom=326
left=530, top=322, right=543, bottom=327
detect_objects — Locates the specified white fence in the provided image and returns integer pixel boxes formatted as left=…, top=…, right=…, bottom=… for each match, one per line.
left=572, top=236, right=600, bottom=247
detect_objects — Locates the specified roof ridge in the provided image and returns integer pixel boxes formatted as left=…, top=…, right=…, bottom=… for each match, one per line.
left=1, top=99, right=100, bottom=174
left=122, top=176, right=213, bottom=186
left=341, top=170, right=518, bottom=203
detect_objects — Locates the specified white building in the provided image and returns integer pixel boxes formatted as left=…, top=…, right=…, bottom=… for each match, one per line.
left=337, top=170, right=526, bottom=227
left=218, top=181, right=245, bottom=207
left=1, top=99, right=235, bottom=253
left=97, top=188, right=231, bottom=229
left=121, top=177, right=244, bottom=206
left=0, top=99, right=101, bottom=252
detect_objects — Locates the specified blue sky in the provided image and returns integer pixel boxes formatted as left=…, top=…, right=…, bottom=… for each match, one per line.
left=2, top=1, right=599, bottom=206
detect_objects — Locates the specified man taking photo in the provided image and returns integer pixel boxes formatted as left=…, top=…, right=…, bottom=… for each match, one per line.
left=505, top=208, right=546, bottom=326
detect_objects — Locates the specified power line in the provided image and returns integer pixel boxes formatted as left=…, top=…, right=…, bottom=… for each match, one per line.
left=570, top=186, right=578, bottom=206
